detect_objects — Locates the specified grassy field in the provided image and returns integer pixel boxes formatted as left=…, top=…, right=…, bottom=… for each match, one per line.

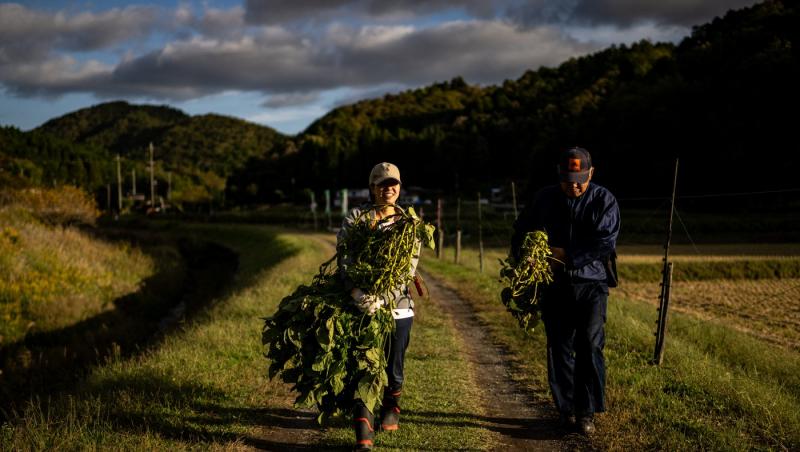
left=1, top=225, right=492, bottom=450
left=4, top=217, right=799, bottom=450
left=422, top=243, right=800, bottom=450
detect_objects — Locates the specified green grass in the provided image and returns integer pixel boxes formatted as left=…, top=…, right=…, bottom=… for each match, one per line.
left=421, top=252, right=800, bottom=451
left=2, top=226, right=492, bottom=450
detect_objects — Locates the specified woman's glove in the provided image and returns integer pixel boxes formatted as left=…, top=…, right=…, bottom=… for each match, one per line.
left=351, top=288, right=385, bottom=315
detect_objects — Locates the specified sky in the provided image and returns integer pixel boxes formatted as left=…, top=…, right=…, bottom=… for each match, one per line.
left=0, top=0, right=758, bottom=135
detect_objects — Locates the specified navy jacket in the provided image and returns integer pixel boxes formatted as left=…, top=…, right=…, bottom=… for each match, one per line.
left=511, top=183, right=620, bottom=283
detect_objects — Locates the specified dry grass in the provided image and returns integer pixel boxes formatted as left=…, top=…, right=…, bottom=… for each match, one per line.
left=0, top=203, right=154, bottom=344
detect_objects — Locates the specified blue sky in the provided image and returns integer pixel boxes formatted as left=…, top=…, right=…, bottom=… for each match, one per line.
left=0, top=0, right=758, bottom=135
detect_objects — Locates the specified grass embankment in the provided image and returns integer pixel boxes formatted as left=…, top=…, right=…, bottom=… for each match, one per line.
left=0, top=188, right=155, bottom=344
left=422, top=248, right=800, bottom=450
left=2, top=226, right=490, bottom=450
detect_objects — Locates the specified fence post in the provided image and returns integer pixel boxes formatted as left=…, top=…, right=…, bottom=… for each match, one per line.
left=436, top=198, right=444, bottom=259
left=477, top=192, right=484, bottom=273
left=511, top=180, right=518, bottom=220
left=455, top=197, right=461, bottom=264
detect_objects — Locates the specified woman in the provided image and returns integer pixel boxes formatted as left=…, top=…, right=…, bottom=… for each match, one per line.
left=336, top=162, right=420, bottom=451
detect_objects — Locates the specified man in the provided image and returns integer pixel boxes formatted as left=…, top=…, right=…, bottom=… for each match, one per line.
left=511, top=147, right=620, bottom=435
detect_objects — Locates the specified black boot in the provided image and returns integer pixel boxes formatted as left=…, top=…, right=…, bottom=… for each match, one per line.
left=353, top=400, right=375, bottom=451
left=379, top=387, right=402, bottom=431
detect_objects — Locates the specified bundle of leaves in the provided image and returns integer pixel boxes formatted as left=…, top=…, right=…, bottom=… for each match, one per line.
left=499, top=230, right=555, bottom=334
left=262, top=206, right=434, bottom=423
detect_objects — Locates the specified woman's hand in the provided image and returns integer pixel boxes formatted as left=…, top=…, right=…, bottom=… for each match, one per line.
left=351, top=288, right=385, bottom=315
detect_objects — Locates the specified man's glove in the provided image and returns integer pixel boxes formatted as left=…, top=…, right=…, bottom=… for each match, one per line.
left=351, top=288, right=385, bottom=315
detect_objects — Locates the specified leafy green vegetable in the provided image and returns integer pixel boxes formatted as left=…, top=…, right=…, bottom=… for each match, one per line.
left=262, top=206, right=434, bottom=422
left=499, top=230, right=555, bottom=334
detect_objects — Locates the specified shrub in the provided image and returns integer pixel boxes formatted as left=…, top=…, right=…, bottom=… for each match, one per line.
left=0, top=186, right=99, bottom=226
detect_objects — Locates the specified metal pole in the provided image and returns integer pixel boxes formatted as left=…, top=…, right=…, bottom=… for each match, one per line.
left=654, top=158, right=679, bottom=365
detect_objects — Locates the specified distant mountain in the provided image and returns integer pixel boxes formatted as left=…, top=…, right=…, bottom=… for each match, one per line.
left=2, top=101, right=292, bottom=206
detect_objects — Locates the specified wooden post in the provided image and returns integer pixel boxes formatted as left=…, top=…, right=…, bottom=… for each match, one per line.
left=654, top=158, right=679, bottom=365
left=436, top=198, right=444, bottom=259
left=167, top=171, right=172, bottom=201
left=116, top=154, right=122, bottom=212
left=477, top=192, right=484, bottom=273
left=132, top=169, right=136, bottom=196
left=324, top=189, right=332, bottom=230
left=310, top=190, right=318, bottom=231
left=511, top=180, right=518, bottom=219
left=106, top=184, right=111, bottom=212
left=455, top=197, right=461, bottom=264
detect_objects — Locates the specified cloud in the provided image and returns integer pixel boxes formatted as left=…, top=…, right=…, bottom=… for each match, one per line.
left=1, top=17, right=597, bottom=101
left=509, top=0, right=758, bottom=28
left=244, top=0, right=759, bottom=28
left=0, top=3, right=160, bottom=59
left=243, top=0, right=499, bottom=24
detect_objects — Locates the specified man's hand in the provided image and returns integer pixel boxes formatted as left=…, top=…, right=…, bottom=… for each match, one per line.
left=549, top=247, right=567, bottom=271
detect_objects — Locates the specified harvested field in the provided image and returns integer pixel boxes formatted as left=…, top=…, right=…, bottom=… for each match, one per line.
left=616, top=277, right=800, bottom=350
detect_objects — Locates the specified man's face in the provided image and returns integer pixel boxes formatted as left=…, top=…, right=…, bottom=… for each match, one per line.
left=559, top=167, right=593, bottom=198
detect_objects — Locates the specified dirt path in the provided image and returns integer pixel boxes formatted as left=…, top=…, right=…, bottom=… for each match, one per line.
left=422, top=271, right=589, bottom=451
left=253, top=235, right=587, bottom=450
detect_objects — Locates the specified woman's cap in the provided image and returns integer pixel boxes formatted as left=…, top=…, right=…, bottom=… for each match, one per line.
left=558, top=147, right=592, bottom=183
left=369, top=162, right=401, bottom=185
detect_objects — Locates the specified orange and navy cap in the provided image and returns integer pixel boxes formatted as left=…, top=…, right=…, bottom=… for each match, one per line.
left=558, top=147, right=592, bottom=183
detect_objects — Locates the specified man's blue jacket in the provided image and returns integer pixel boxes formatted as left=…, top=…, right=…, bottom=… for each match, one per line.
left=511, top=183, right=620, bottom=283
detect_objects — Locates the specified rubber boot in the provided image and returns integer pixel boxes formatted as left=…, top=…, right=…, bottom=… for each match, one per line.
left=353, top=400, right=375, bottom=451
left=380, top=387, right=402, bottom=431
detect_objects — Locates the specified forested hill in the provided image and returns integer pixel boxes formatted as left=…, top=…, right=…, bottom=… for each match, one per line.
left=2, top=101, right=290, bottom=205
left=1, top=0, right=798, bottom=208
left=283, top=0, right=799, bottom=201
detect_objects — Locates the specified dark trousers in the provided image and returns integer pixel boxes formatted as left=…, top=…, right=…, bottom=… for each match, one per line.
left=387, top=316, right=413, bottom=392
left=541, top=280, right=608, bottom=416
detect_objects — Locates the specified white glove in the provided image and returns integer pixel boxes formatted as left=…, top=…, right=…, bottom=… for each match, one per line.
left=351, top=288, right=385, bottom=315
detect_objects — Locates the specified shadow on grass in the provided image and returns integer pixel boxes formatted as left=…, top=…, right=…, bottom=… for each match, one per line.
left=0, top=224, right=297, bottom=422
left=400, top=409, right=568, bottom=441
left=86, top=371, right=342, bottom=451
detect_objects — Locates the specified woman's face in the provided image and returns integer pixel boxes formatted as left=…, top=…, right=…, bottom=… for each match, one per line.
left=371, top=179, right=400, bottom=205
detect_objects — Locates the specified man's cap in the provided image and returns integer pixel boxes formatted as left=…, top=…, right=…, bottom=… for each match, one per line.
left=558, top=147, right=593, bottom=183
left=369, top=162, right=402, bottom=186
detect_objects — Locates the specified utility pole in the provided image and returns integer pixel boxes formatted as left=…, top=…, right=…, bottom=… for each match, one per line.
left=167, top=171, right=172, bottom=201
left=654, top=158, right=679, bottom=365
left=116, top=154, right=122, bottom=213
left=148, top=142, right=155, bottom=208
left=132, top=169, right=137, bottom=196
